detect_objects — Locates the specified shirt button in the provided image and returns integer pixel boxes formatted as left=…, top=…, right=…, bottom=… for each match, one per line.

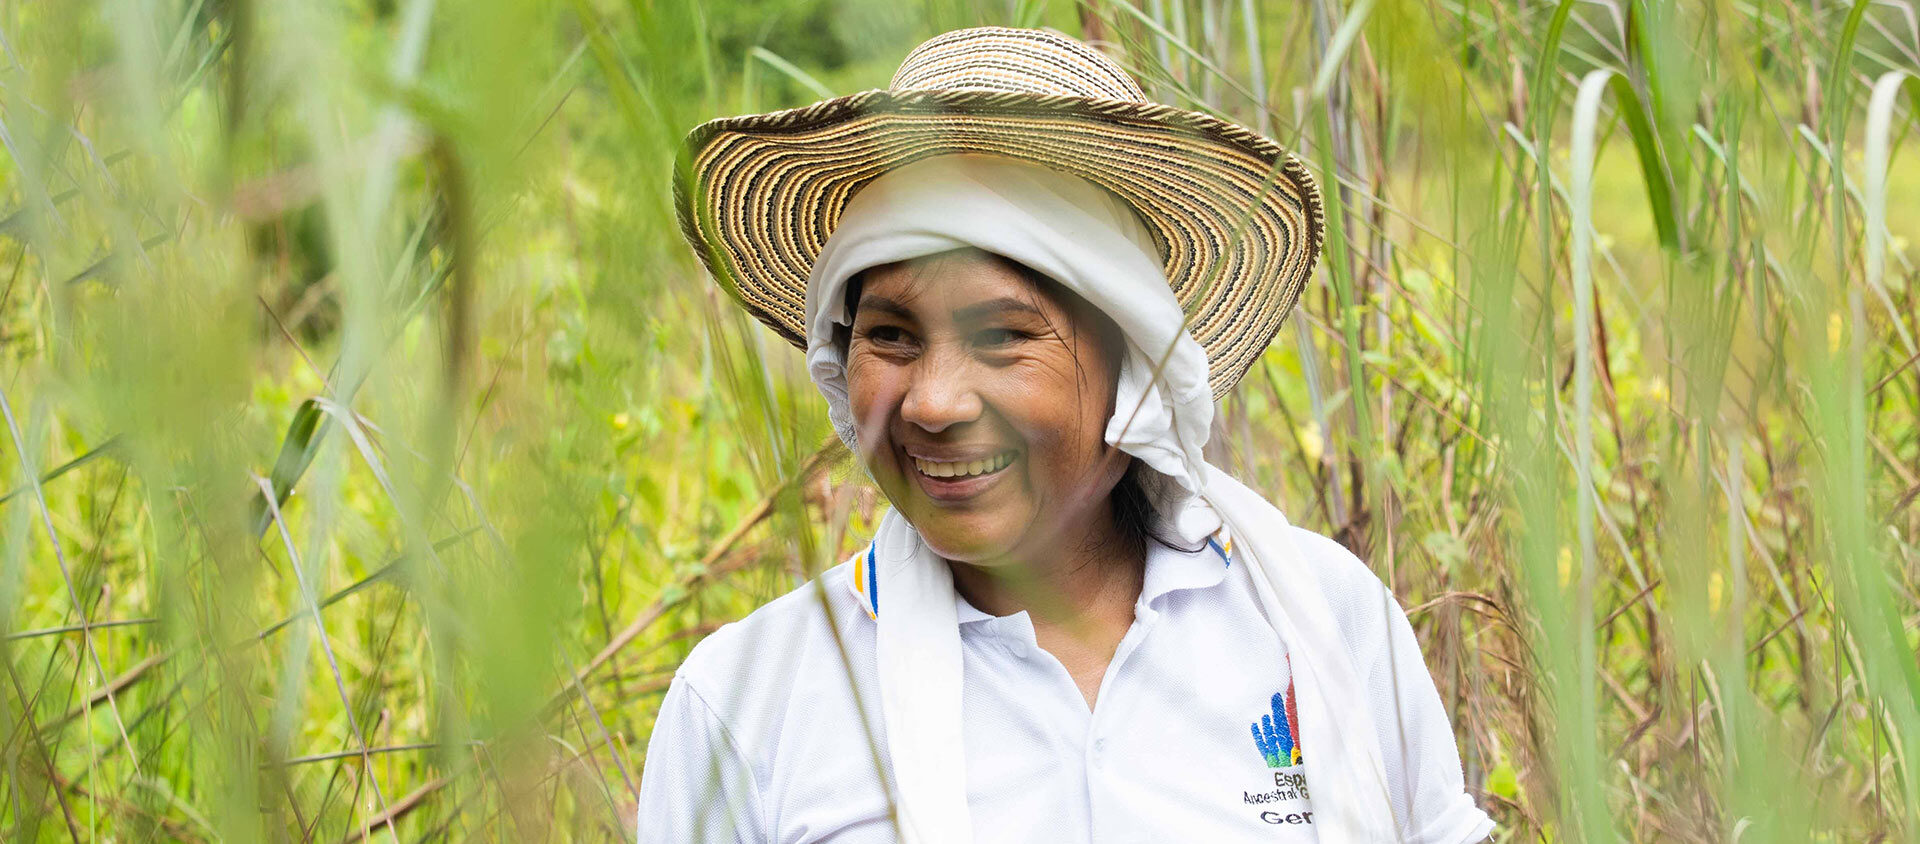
left=1093, top=738, right=1108, bottom=754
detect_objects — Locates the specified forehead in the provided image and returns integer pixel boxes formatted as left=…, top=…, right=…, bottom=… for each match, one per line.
left=858, top=249, right=1065, bottom=314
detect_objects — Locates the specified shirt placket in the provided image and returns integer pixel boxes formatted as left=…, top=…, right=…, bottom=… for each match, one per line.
left=1082, top=601, right=1160, bottom=844
left=967, top=613, right=1099, bottom=842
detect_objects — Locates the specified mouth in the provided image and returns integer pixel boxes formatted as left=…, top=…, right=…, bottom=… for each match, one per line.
left=907, top=450, right=1019, bottom=502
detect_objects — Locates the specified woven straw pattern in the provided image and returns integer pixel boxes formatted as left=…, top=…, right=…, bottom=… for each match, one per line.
left=891, top=28, right=1146, bottom=101
left=675, top=27, right=1323, bottom=399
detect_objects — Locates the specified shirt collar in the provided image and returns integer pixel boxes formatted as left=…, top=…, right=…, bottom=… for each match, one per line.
left=953, top=536, right=1231, bottom=630
left=1139, top=536, right=1232, bottom=606
left=851, top=533, right=1232, bottom=630
left=955, top=591, right=995, bottom=624
left=955, top=589, right=1038, bottom=655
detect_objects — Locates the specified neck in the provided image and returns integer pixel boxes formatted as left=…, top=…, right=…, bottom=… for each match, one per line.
left=948, top=502, right=1146, bottom=709
left=947, top=505, right=1145, bottom=627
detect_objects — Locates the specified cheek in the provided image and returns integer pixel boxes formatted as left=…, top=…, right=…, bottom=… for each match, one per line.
left=996, top=352, right=1116, bottom=463
left=843, top=355, right=899, bottom=432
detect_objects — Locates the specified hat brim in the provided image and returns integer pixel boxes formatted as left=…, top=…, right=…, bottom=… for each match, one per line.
left=674, top=88, right=1323, bottom=399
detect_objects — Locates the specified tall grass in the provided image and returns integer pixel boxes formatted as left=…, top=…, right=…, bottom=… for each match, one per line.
left=0, top=0, right=1914, bottom=841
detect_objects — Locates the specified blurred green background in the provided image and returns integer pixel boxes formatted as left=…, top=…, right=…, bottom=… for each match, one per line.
left=0, top=0, right=1915, bottom=841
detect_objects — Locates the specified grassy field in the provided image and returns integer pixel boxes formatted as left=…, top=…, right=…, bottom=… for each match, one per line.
left=0, top=0, right=1916, bottom=841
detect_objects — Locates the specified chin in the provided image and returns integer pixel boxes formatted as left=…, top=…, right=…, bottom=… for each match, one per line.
left=908, top=512, right=1021, bottom=564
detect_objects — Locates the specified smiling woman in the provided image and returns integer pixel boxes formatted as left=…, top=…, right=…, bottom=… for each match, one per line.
left=844, top=248, right=1146, bottom=706
left=843, top=251, right=1132, bottom=567
left=641, top=26, right=1494, bottom=844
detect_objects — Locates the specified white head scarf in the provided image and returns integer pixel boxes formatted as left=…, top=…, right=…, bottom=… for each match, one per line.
left=804, top=155, right=1400, bottom=844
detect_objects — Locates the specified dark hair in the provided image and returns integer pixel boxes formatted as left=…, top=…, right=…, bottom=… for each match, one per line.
left=1107, top=460, right=1161, bottom=556
left=836, top=251, right=1195, bottom=556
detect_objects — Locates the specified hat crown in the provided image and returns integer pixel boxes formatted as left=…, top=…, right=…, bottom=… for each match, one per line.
left=889, top=27, right=1147, bottom=102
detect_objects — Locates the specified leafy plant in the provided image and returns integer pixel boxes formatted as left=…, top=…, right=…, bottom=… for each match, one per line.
left=0, top=0, right=1913, bottom=841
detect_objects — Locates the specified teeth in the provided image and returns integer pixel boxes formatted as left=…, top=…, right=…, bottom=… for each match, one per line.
left=914, top=452, right=1015, bottom=479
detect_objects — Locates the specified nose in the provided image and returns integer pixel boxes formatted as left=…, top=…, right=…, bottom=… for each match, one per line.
left=900, top=348, right=983, bottom=433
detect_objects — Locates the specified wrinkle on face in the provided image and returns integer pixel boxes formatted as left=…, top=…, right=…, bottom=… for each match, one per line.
left=842, top=248, right=1130, bottom=567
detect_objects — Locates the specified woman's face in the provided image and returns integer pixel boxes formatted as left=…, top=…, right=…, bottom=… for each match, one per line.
left=844, top=249, right=1130, bottom=564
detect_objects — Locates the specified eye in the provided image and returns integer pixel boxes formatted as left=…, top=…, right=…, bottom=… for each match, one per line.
left=972, top=327, right=1025, bottom=347
left=863, top=325, right=911, bottom=344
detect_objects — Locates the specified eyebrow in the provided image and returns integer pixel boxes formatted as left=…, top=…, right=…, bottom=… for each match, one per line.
left=855, top=295, right=916, bottom=319
left=952, top=297, right=1046, bottom=322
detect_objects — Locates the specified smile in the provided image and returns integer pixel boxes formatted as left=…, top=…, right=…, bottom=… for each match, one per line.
left=912, top=451, right=1018, bottom=479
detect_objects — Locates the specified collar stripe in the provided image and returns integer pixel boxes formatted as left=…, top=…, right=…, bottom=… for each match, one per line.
left=1207, top=536, right=1233, bottom=567
left=854, top=530, right=1230, bottom=622
left=866, top=545, right=880, bottom=617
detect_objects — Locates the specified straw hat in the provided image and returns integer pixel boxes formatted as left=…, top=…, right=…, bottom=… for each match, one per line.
left=675, top=26, right=1323, bottom=398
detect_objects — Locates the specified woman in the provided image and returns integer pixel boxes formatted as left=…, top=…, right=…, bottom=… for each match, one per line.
left=642, top=27, right=1495, bottom=844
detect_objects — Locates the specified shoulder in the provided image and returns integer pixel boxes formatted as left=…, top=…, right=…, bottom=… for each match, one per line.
left=1207, top=467, right=1391, bottom=610
left=1282, top=525, right=1400, bottom=645
left=671, top=556, right=877, bottom=741
left=677, top=558, right=869, bottom=690
left=1285, top=526, right=1389, bottom=599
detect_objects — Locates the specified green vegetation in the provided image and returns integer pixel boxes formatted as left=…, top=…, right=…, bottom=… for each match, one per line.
left=0, top=0, right=1915, bottom=840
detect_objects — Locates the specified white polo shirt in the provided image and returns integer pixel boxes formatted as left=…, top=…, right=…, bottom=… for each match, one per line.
left=635, top=526, right=1494, bottom=843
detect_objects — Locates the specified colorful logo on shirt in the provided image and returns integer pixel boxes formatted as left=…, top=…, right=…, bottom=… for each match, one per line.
left=1249, top=674, right=1303, bottom=768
